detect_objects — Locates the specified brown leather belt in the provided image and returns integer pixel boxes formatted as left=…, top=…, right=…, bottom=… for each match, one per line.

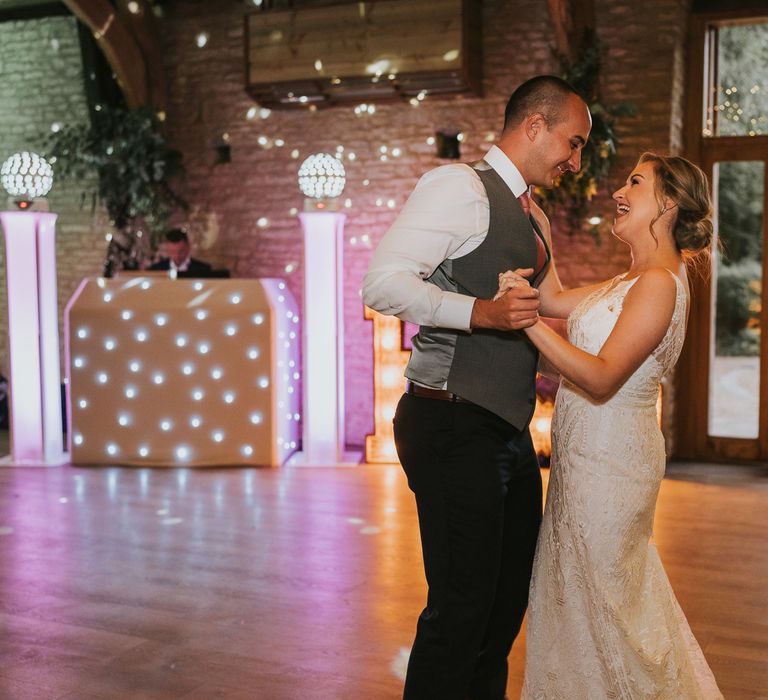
left=407, top=381, right=473, bottom=403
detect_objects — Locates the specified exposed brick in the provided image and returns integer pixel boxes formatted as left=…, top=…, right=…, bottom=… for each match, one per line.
left=0, top=16, right=104, bottom=381
left=0, top=0, right=692, bottom=452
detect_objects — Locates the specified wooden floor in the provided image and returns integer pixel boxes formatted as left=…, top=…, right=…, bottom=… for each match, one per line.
left=0, top=462, right=766, bottom=699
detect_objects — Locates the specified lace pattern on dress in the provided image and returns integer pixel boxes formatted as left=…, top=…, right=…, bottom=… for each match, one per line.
left=522, top=272, right=724, bottom=700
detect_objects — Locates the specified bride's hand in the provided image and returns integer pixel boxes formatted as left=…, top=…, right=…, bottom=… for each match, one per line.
left=493, top=268, right=534, bottom=301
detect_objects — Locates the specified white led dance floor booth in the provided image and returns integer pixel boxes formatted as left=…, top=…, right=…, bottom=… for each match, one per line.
left=64, top=277, right=300, bottom=467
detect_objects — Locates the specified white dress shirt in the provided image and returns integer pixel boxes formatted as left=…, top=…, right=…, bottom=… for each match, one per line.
left=170, top=256, right=191, bottom=272
left=363, top=145, right=528, bottom=332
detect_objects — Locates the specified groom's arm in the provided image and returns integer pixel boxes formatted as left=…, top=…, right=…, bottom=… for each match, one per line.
left=364, top=165, right=481, bottom=330
left=364, top=165, right=539, bottom=331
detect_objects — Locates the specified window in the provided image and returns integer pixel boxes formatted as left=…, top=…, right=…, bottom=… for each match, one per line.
left=677, top=8, right=768, bottom=461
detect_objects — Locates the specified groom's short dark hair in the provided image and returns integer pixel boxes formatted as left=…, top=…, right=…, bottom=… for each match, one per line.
left=164, top=228, right=189, bottom=244
left=503, top=75, right=582, bottom=132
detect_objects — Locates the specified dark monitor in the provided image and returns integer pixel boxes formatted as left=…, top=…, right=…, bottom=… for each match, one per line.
left=177, top=269, right=230, bottom=279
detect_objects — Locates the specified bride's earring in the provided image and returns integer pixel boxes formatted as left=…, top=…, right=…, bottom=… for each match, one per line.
left=661, top=203, right=677, bottom=215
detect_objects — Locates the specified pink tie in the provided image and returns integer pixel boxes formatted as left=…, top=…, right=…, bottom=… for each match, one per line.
left=519, top=191, right=531, bottom=218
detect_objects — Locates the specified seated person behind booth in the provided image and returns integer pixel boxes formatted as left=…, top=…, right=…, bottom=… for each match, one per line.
left=149, top=228, right=214, bottom=276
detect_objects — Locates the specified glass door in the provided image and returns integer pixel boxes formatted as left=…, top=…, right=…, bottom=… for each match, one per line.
left=707, top=160, right=765, bottom=445
left=677, top=12, right=768, bottom=461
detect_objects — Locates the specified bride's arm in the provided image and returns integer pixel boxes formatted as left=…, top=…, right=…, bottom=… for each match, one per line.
left=523, top=269, right=678, bottom=401
left=522, top=202, right=611, bottom=319
left=537, top=266, right=608, bottom=319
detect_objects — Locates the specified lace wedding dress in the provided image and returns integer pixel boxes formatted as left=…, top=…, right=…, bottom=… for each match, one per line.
left=522, top=273, right=724, bottom=699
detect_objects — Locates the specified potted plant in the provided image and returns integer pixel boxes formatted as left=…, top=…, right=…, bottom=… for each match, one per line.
left=536, top=30, right=636, bottom=240
left=44, top=104, right=186, bottom=275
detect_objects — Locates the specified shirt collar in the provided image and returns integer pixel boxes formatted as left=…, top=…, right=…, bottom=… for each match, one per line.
left=484, top=145, right=528, bottom=198
left=170, top=257, right=191, bottom=272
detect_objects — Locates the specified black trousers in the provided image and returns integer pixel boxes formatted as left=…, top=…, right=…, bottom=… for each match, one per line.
left=393, top=392, right=542, bottom=700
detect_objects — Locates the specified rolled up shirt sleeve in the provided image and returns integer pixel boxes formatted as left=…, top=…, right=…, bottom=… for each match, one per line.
left=362, top=164, right=488, bottom=331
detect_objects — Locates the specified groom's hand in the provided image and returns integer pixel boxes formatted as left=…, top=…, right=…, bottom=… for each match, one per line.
left=470, top=284, right=540, bottom=331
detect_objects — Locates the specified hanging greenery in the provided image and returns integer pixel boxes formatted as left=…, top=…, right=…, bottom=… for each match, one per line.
left=43, top=105, right=186, bottom=275
left=536, top=30, right=636, bottom=240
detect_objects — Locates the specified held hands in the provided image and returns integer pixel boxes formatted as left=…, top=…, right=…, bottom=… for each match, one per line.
left=494, top=268, right=533, bottom=301
left=470, top=268, right=539, bottom=331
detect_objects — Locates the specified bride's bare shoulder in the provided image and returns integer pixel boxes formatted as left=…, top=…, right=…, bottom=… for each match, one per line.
left=624, top=268, right=679, bottom=313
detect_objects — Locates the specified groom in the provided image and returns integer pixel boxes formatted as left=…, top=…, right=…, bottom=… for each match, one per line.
left=363, top=75, right=592, bottom=699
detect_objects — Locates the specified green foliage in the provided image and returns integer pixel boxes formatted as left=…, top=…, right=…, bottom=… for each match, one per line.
left=710, top=30, right=766, bottom=357
left=715, top=23, right=768, bottom=137
left=43, top=105, right=186, bottom=272
left=715, top=259, right=762, bottom=356
left=536, top=30, right=636, bottom=239
left=715, top=161, right=763, bottom=358
left=718, top=161, right=764, bottom=265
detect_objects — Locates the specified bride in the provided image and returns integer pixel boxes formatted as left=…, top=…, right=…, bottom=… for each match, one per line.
left=498, top=152, right=724, bottom=698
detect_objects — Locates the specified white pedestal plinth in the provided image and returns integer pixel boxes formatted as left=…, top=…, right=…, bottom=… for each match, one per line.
left=296, top=211, right=353, bottom=466
left=0, top=211, right=66, bottom=466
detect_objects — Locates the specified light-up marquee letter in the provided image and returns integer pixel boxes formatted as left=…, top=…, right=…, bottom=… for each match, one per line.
left=364, top=307, right=410, bottom=463
left=364, top=311, right=569, bottom=467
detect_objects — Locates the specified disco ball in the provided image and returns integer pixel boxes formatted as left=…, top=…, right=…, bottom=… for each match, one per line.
left=297, top=153, right=346, bottom=199
left=1, top=151, right=54, bottom=199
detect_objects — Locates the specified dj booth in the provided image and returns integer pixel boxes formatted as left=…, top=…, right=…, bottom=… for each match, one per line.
left=64, top=275, right=300, bottom=467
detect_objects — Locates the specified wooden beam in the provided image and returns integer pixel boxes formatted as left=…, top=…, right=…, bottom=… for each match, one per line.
left=114, top=0, right=167, bottom=112
left=547, top=0, right=596, bottom=63
left=61, top=0, right=165, bottom=111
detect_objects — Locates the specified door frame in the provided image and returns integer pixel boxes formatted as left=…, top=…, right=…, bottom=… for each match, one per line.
left=677, top=7, right=768, bottom=461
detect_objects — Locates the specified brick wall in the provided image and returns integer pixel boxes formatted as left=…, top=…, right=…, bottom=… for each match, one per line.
left=596, top=0, right=692, bottom=450
left=158, top=0, right=691, bottom=448
left=0, top=1, right=693, bottom=451
left=0, top=15, right=105, bottom=378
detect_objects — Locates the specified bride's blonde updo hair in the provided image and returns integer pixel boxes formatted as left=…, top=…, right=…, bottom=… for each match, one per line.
left=639, top=152, right=714, bottom=256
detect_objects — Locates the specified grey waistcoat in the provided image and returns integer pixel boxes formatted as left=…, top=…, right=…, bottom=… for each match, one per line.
left=404, top=161, right=551, bottom=429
